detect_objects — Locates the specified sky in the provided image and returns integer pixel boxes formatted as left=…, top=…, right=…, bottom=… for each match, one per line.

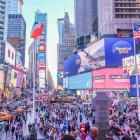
left=22, top=0, right=74, bottom=87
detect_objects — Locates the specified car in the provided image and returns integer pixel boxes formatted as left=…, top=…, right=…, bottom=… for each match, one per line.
left=0, top=112, right=14, bottom=121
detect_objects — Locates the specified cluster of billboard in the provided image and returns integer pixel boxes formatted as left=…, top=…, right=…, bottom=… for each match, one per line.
left=37, top=38, right=46, bottom=88
left=0, top=68, right=25, bottom=92
left=63, top=37, right=134, bottom=77
left=63, top=68, right=129, bottom=90
left=5, top=42, right=22, bottom=68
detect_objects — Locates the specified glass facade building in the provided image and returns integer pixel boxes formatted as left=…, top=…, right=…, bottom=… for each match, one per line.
left=7, top=14, right=26, bottom=64
left=4, top=0, right=23, bottom=40
left=0, top=0, right=6, bottom=41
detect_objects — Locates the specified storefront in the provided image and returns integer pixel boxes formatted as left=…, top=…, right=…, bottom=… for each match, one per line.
left=92, top=68, right=130, bottom=99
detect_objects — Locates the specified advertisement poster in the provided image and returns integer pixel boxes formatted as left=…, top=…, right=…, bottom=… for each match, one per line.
left=16, top=52, right=22, bottom=68
left=122, top=55, right=140, bottom=76
left=38, top=53, right=45, bottom=59
left=5, top=68, right=11, bottom=87
left=9, top=69, right=18, bottom=88
left=0, top=70, right=4, bottom=91
left=69, top=72, right=92, bottom=90
left=38, top=45, right=46, bottom=52
left=105, top=38, right=134, bottom=67
left=92, top=68, right=130, bottom=89
left=16, top=72, right=23, bottom=88
left=78, top=38, right=105, bottom=73
left=63, top=77, right=69, bottom=88
left=5, top=42, right=16, bottom=66
left=63, top=54, right=81, bottom=77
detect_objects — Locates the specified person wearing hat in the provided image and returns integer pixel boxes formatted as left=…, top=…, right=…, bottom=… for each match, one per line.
left=106, top=130, right=114, bottom=140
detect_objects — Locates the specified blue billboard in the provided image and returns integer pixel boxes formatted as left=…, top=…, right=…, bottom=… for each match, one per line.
left=68, top=72, right=92, bottom=90
left=105, top=38, right=134, bottom=67
left=38, top=53, right=45, bottom=59
left=63, top=54, right=81, bottom=77
left=130, top=76, right=140, bottom=97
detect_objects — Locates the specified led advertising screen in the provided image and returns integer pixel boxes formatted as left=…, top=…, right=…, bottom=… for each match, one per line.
left=92, top=68, right=130, bottom=89
left=38, top=58, right=45, bottom=67
left=9, top=69, right=18, bottom=88
left=69, top=72, right=92, bottom=90
left=5, top=68, right=11, bottom=87
left=105, top=38, right=134, bottom=67
left=0, top=70, right=4, bottom=90
left=130, top=76, right=140, bottom=97
left=16, top=71, right=23, bottom=88
left=38, top=53, right=45, bottom=59
left=63, top=77, right=69, bottom=89
left=78, top=38, right=105, bottom=73
left=63, top=54, right=81, bottom=77
left=5, top=42, right=16, bottom=66
left=38, top=45, right=46, bottom=52
left=122, top=55, right=140, bottom=76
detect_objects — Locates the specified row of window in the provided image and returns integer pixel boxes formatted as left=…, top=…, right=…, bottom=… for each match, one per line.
left=116, top=14, right=140, bottom=18
left=8, top=15, right=21, bottom=19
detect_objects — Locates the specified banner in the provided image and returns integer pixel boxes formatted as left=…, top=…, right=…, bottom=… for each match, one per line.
left=9, top=69, right=18, bottom=88
left=0, top=70, right=4, bottom=91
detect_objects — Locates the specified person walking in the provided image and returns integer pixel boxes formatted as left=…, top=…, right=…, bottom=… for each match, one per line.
left=11, top=124, right=16, bottom=137
left=5, top=122, right=10, bottom=136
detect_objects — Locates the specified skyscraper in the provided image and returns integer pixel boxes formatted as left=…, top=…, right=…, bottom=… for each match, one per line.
left=74, top=0, right=97, bottom=38
left=0, top=0, right=6, bottom=41
left=98, top=0, right=140, bottom=37
left=4, top=0, right=23, bottom=40
left=7, top=14, right=26, bottom=65
left=35, top=11, right=47, bottom=89
left=57, top=12, right=75, bottom=88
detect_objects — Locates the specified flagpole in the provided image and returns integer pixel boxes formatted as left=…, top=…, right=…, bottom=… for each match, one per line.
left=133, top=24, right=140, bottom=121
left=33, top=40, right=36, bottom=122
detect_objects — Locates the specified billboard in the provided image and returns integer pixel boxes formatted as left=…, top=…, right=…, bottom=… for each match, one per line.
left=5, top=42, right=16, bottom=66
left=105, top=38, right=134, bottom=67
left=38, top=58, right=45, bottom=67
left=16, top=52, right=22, bottom=68
left=63, top=54, right=81, bottom=77
left=92, top=68, right=130, bottom=89
left=16, top=71, right=23, bottom=88
left=130, top=76, right=140, bottom=97
left=69, top=72, right=92, bottom=90
left=78, top=38, right=105, bottom=73
left=122, top=55, right=140, bottom=76
left=38, top=53, right=45, bottom=59
left=38, top=45, right=46, bottom=52
left=9, top=69, right=18, bottom=88
left=0, top=70, right=4, bottom=91
left=5, top=68, right=11, bottom=87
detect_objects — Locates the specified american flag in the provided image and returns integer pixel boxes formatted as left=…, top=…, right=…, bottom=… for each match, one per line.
left=133, top=24, right=140, bottom=39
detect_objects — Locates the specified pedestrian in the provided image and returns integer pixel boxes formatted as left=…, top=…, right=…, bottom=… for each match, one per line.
left=18, top=128, right=23, bottom=140
left=15, top=129, right=18, bottom=140
left=28, top=123, right=32, bottom=133
left=5, top=122, right=10, bottom=136
left=85, top=127, right=98, bottom=140
left=106, top=130, right=114, bottom=140
left=121, top=135, right=131, bottom=140
left=61, top=135, right=75, bottom=140
left=11, top=124, right=16, bottom=137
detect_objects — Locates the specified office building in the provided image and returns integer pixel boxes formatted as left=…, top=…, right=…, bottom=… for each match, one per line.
left=57, top=12, right=75, bottom=87
left=4, top=0, right=23, bottom=40
left=74, top=0, right=97, bottom=38
left=98, top=0, right=140, bottom=37
left=35, top=11, right=47, bottom=89
left=0, top=0, right=6, bottom=41
left=7, top=14, right=26, bottom=65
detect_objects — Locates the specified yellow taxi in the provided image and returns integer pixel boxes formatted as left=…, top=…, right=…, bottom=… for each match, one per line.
left=0, top=112, right=14, bottom=121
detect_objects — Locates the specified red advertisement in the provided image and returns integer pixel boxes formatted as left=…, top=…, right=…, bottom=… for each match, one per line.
left=38, top=45, right=46, bottom=52
left=92, top=68, right=130, bottom=89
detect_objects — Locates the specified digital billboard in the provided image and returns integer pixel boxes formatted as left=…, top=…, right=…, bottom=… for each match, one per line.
left=122, top=55, right=140, bottom=76
left=63, top=54, right=81, bottom=77
left=78, top=38, right=105, bottom=73
left=38, top=58, right=45, bottom=67
left=5, top=42, right=16, bottom=66
left=0, top=70, right=4, bottom=91
left=5, top=68, right=11, bottom=87
left=105, top=38, right=134, bottom=67
left=16, top=52, right=22, bottom=68
left=38, top=53, right=45, bottom=59
left=38, top=45, right=46, bottom=52
left=92, top=68, right=130, bottom=89
left=16, top=71, right=23, bottom=88
left=9, top=69, right=18, bottom=88
left=69, top=72, right=92, bottom=90
left=63, top=77, right=69, bottom=88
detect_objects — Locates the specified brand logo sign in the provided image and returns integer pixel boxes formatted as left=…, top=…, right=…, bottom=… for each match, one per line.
left=112, top=41, right=132, bottom=55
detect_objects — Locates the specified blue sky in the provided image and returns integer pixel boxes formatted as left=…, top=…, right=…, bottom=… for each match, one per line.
left=23, top=0, right=74, bottom=86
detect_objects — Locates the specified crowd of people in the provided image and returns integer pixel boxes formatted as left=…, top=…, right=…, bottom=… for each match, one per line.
left=0, top=96, right=140, bottom=140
